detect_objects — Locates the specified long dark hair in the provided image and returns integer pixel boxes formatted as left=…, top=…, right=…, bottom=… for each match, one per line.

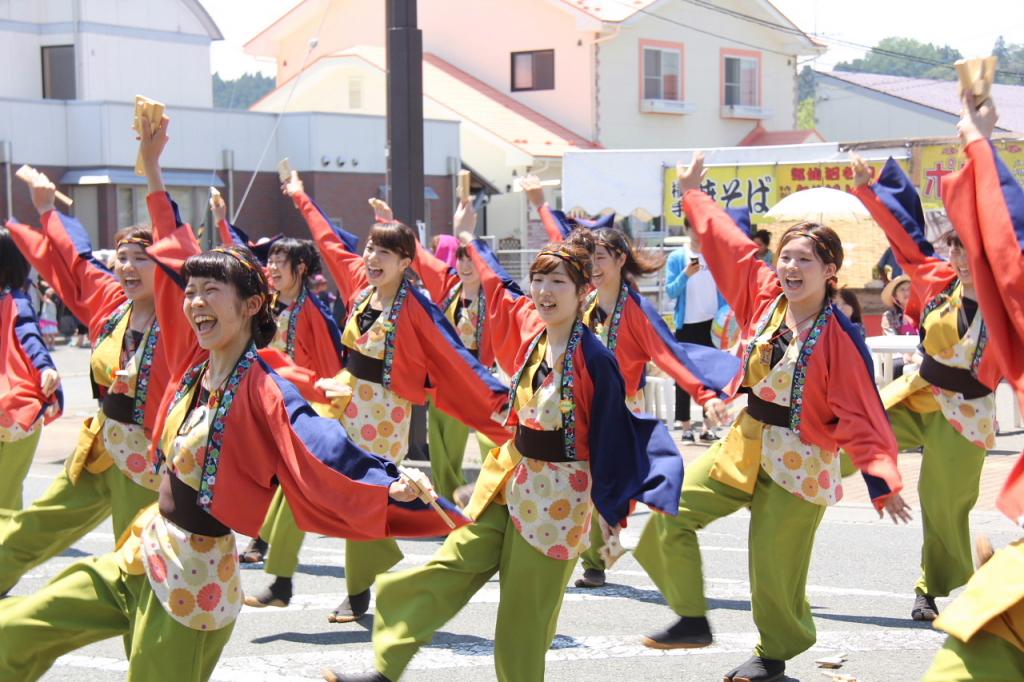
left=592, top=227, right=666, bottom=283
left=182, top=246, right=277, bottom=348
left=268, top=238, right=321, bottom=287
left=0, top=227, right=29, bottom=290
left=777, top=222, right=844, bottom=299
left=835, top=288, right=863, bottom=324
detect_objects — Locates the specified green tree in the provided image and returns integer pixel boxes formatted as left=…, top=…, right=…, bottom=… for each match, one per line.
left=212, top=72, right=276, bottom=109
left=992, top=36, right=1024, bottom=85
left=834, top=37, right=961, bottom=80
left=797, top=97, right=815, bottom=130
left=798, top=65, right=816, bottom=100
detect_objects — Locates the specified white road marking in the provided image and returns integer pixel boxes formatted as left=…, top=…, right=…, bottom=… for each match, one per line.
left=52, top=629, right=947, bottom=679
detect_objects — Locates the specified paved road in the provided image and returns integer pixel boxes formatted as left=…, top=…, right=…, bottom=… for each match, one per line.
left=9, top=346, right=1023, bottom=681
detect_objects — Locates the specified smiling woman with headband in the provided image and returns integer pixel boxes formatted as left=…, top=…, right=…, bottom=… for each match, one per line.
left=279, top=173, right=512, bottom=625
left=1, top=173, right=175, bottom=600
left=323, top=233, right=684, bottom=682
left=632, top=152, right=909, bottom=682
left=0, top=114, right=466, bottom=682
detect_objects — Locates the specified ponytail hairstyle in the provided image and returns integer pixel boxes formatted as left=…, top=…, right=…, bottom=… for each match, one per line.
left=0, top=227, right=29, bottom=290
left=182, top=245, right=277, bottom=348
left=565, top=226, right=597, bottom=257
left=268, top=237, right=321, bottom=287
left=592, top=227, right=666, bottom=283
left=530, top=241, right=593, bottom=295
left=777, top=222, right=844, bottom=299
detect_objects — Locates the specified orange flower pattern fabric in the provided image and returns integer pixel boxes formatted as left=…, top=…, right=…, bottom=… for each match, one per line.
left=928, top=312, right=996, bottom=450
left=102, top=418, right=161, bottom=491
left=751, top=328, right=842, bottom=507
left=141, top=512, right=241, bottom=632
left=339, top=295, right=411, bottom=462
left=505, top=355, right=594, bottom=560
left=453, top=294, right=480, bottom=351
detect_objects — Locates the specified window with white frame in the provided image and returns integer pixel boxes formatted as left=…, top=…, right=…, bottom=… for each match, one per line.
left=643, top=47, right=681, bottom=101
left=723, top=55, right=759, bottom=107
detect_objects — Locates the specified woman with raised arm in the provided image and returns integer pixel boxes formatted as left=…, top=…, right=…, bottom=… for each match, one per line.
left=0, top=228, right=62, bottom=515
left=851, top=144, right=1005, bottom=622
left=632, top=154, right=909, bottom=682
left=212, top=194, right=349, bottom=580
left=323, top=233, right=684, bottom=682
left=0, top=116, right=463, bottom=682
left=410, top=199, right=500, bottom=501
left=920, top=99, right=1024, bottom=682
left=562, top=225, right=740, bottom=588
left=0, top=172, right=173, bottom=596
left=278, top=175, right=511, bottom=623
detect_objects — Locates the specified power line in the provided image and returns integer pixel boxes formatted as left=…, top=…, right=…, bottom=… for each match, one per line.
left=679, top=0, right=1024, bottom=79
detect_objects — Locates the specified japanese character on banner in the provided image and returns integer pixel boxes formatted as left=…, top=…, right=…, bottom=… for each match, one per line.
left=747, top=176, right=772, bottom=214
left=669, top=179, right=684, bottom=218
left=720, top=179, right=743, bottom=209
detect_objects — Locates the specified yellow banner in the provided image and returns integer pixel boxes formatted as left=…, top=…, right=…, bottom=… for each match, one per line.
left=916, top=139, right=1024, bottom=208
left=663, top=160, right=891, bottom=227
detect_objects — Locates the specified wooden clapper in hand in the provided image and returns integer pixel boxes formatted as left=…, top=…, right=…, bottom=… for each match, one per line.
left=132, top=95, right=165, bottom=175
left=397, top=466, right=457, bottom=530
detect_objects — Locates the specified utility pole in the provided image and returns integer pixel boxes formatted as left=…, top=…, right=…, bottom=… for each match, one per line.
left=386, top=0, right=429, bottom=460
left=385, top=0, right=424, bottom=228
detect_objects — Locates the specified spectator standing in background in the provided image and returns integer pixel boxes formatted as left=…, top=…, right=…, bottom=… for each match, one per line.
left=752, top=229, right=774, bottom=267
left=665, top=219, right=725, bottom=442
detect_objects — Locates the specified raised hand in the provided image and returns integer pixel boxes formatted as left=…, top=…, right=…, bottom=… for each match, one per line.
left=138, top=116, right=170, bottom=173
left=850, top=153, right=872, bottom=188
left=28, top=172, right=57, bottom=216
left=210, top=190, right=227, bottom=224
left=368, top=197, right=393, bottom=222
left=453, top=198, right=477, bottom=234
left=520, top=174, right=545, bottom=210
left=957, top=94, right=998, bottom=145
left=676, top=151, right=707, bottom=197
left=281, top=170, right=304, bottom=198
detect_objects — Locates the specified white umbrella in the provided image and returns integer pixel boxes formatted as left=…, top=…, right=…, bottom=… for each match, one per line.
left=764, top=187, right=872, bottom=224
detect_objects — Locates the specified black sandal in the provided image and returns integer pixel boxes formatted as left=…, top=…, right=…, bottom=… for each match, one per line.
left=242, top=576, right=292, bottom=608
left=328, top=589, right=371, bottom=623
left=641, top=616, right=713, bottom=649
left=574, top=568, right=606, bottom=588
left=912, top=593, right=939, bottom=621
left=723, top=655, right=785, bottom=682
left=238, top=536, right=268, bottom=564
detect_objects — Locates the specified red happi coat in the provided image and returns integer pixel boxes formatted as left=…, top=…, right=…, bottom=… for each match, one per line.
left=942, top=139, right=1024, bottom=523
left=216, top=216, right=344, bottom=399
left=412, top=243, right=496, bottom=369
left=853, top=159, right=1000, bottom=390
left=0, top=289, right=62, bottom=429
left=291, top=190, right=511, bottom=444
left=682, top=189, right=903, bottom=503
left=145, top=191, right=469, bottom=540
left=6, top=210, right=171, bottom=435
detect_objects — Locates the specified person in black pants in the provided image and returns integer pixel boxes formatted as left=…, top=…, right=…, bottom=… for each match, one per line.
left=665, top=221, right=723, bottom=442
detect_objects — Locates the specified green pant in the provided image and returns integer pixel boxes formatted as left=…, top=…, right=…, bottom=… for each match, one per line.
left=0, top=429, right=41, bottom=514
left=924, top=632, right=1024, bottom=681
left=260, top=488, right=305, bottom=578
left=634, top=446, right=826, bottom=661
left=889, top=406, right=986, bottom=597
left=580, top=518, right=606, bottom=572
left=373, top=503, right=577, bottom=681
left=427, top=401, right=495, bottom=500
left=0, top=465, right=157, bottom=594
left=346, top=538, right=404, bottom=595
left=0, top=551, right=232, bottom=681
